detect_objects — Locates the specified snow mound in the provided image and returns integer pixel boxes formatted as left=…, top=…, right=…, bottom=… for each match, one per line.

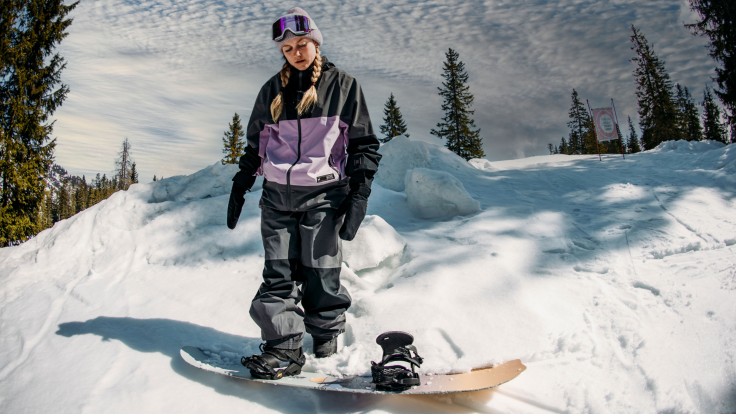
left=405, top=168, right=480, bottom=219
left=468, top=157, right=496, bottom=171
left=375, top=136, right=475, bottom=191
left=651, top=139, right=724, bottom=153
left=148, top=163, right=237, bottom=203
left=343, top=215, right=405, bottom=271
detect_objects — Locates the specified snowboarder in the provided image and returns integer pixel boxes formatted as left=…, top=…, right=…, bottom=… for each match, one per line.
left=227, top=7, right=381, bottom=379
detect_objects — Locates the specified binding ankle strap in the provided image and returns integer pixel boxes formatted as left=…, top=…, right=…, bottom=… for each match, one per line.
left=370, top=331, right=424, bottom=391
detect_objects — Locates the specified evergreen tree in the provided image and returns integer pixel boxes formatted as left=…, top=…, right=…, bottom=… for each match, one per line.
left=221, top=113, right=245, bottom=165
left=0, top=0, right=78, bottom=246
left=379, top=93, right=409, bottom=143
left=687, top=0, right=736, bottom=136
left=630, top=25, right=680, bottom=150
left=675, top=84, right=703, bottom=141
left=702, top=85, right=728, bottom=143
left=626, top=116, right=642, bottom=153
left=130, top=162, right=139, bottom=185
left=73, top=176, right=88, bottom=214
left=566, top=89, right=595, bottom=154
left=559, top=137, right=569, bottom=155
left=114, top=138, right=134, bottom=190
left=431, top=48, right=485, bottom=160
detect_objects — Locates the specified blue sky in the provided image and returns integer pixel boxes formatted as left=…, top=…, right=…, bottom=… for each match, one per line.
left=53, top=0, right=714, bottom=182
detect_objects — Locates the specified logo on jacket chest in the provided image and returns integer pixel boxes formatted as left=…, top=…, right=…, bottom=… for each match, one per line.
left=316, top=173, right=336, bottom=183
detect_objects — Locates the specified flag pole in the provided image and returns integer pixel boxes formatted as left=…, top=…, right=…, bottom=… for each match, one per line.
left=587, top=100, right=602, bottom=161
left=611, top=98, right=625, bottom=159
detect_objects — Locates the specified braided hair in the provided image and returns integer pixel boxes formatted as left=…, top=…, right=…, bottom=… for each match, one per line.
left=270, top=49, right=323, bottom=122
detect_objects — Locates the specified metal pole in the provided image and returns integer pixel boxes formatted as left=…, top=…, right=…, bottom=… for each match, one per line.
left=587, top=100, right=602, bottom=161
left=611, top=98, right=625, bottom=159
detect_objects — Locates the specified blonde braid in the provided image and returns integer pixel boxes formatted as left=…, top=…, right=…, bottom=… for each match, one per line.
left=297, top=51, right=322, bottom=116
left=270, top=49, right=322, bottom=121
left=270, top=61, right=291, bottom=122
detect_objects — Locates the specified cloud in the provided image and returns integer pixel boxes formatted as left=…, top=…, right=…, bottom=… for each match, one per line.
left=53, top=0, right=716, bottom=182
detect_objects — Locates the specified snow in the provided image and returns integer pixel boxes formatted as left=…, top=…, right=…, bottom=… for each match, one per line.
left=1, top=138, right=735, bottom=413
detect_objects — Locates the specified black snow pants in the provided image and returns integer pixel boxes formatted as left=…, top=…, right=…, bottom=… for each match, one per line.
left=250, top=205, right=351, bottom=349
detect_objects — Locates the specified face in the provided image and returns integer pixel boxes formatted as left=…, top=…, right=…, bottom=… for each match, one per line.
left=281, top=36, right=318, bottom=71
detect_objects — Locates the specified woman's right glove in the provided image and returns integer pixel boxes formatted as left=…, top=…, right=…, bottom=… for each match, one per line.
left=338, top=184, right=371, bottom=241
left=227, top=170, right=256, bottom=230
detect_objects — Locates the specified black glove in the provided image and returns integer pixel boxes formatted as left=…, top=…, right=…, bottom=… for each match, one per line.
left=338, top=185, right=371, bottom=241
left=227, top=170, right=256, bottom=230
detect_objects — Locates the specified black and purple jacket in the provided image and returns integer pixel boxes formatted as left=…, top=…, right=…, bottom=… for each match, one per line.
left=240, top=58, right=381, bottom=212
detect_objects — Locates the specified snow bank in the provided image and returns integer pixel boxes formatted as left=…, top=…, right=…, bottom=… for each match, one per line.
left=405, top=168, right=480, bottom=219
left=375, top=136, right=475, bottom=191
left=376, top=136, right=480, bottom=219
left=342, top=215, right=405, bottom=271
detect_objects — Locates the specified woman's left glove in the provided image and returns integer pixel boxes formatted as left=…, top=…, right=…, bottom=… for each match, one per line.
left=227, top=170, right=256, bottom=230
left=338, top=185, right=371, bottom=241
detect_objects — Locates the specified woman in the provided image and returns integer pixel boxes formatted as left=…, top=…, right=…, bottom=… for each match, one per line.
left=227, top=7, right=381, bottom=380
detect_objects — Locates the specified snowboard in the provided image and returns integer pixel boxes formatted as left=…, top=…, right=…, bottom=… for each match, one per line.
left=180, top=345, right=526, bottom=395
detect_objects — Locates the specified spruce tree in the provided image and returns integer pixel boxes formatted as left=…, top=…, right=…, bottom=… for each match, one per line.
left=702, top=85, right=728, bottom=143
left=559, top=137, right=570, bottom=155
left=115, top=138, right=134, bottom=190
left=431, top=48, right=485, bottom=160
left=626, top=116, right=642, bottom=153
left=221, top=113, right=245, bottom=165
left=675, top=84, right=703, bottom=141
left=630, top=25, right=680, bottom=150
left=687, top=0, right=736, bottom=138
left=379, top=93, right=409, bottom=143
left=130, top=162, right=139, bottom=185
left=0, top=0, right=78, bottom=246
left=566, top=89, right=595, bottom=154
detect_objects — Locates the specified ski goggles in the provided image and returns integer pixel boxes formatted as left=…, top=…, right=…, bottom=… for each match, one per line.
left=272, top=15, right=312, bottom=42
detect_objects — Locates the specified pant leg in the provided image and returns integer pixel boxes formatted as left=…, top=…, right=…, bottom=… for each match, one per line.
left=299, top=207, right=352, bottom=339
left=249, top=207, right=305, bottom=349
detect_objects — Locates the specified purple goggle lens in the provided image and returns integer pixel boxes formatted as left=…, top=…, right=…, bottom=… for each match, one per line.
left=272, top=15, right=312, bottom=41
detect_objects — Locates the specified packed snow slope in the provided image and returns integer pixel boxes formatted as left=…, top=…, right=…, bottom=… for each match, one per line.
left=1, top=138, right=735, bottom=413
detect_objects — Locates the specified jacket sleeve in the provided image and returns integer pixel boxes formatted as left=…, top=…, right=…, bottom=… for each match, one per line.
left=239, top=78, right=278, bottom=176
left=342, top=78, right=382, bottom=193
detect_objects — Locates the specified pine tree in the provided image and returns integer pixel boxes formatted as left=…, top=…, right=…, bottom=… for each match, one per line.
left=626, top=116, right=642, bottom=153
left=687, top=0, right=736, bottom=136
left=675, top=84, right=703, bottom=141
left=221, top=113, right=245, bottom=165
left=566, top=89, right=595, bottom=154
left=630, top=25, right=680, bottom=150
left=0, top=0, right=78, bottom=246
left=431, top=48, right=485, bottom=160
left=130, top=162, right=139, bottom=185
left=379, top=93, right=409, bottom=143
left=702, top=85, right=728, bottom=143
left=559, top=137, right=570, bottom=155
left=115, top=138, right=134, bottom=190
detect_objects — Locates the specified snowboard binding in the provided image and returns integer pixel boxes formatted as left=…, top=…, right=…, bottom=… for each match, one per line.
left=241, top=344, right=306, bottom=380
left=370, top=331, right=424, bottom=391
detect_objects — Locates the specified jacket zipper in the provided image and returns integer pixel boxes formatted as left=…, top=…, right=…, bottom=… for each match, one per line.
left=285, top=71, right=305, bottom=210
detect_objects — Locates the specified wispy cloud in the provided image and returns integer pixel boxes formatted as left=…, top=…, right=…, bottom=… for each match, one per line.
left=53, top=0, right=714, bottom=181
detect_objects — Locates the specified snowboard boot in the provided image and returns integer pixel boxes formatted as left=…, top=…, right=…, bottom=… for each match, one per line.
left=241, top=344, right=306, bottom=380
left=313, top=336, right=338, bottom=358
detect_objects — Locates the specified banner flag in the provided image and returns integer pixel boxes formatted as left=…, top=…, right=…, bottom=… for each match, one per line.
left=592, top=107, right=619, bottom=142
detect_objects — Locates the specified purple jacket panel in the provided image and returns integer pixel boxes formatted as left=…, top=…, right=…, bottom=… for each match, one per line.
left=258, top=115, right=349, bottom=187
